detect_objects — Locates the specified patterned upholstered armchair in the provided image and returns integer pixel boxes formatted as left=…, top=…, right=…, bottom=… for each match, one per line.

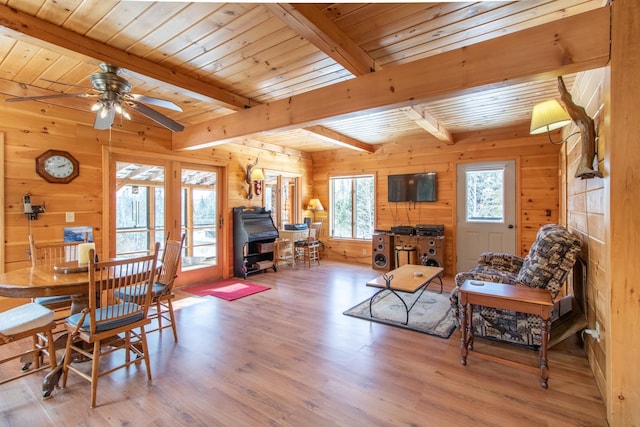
left=450, top=224, right=582, bottom=347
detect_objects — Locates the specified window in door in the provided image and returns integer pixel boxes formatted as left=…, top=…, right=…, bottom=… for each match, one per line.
left=181, top=168, right=218, bottom=271
left=465, top=168, right=505, bottom=222
left=115, top=162, right=165, bottom=257
left=264, top=173, right=299, bottom=228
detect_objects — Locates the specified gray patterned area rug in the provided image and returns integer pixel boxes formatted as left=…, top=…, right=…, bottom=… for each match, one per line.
left=343, top=289, right=456, bottom=339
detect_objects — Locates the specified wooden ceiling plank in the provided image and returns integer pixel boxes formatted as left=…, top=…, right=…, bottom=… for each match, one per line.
left=0, top=3, right=252, bottom=111
left=303, top=125, right=375, bottom=153
left=265, top=3, right=377, bottom=76
left=216, top=42, right=324, bottom=89
left=374, top=1, right=602, bottom=66
left=172, top=7, right=611, bottom=150
left=123, top=3, right=210, bottom=59
left=244, top=59, right=346, bottom=100
left=195, top=22, right=302, bottom=81
left=352, top=2, right=485, bottom=50
left=400, top=106, right=454, bottom=144
left=150, top=3, right=256, bottom=66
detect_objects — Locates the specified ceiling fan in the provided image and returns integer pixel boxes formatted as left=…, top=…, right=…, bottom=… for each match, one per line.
left=5, top=63, right=184, bottom=132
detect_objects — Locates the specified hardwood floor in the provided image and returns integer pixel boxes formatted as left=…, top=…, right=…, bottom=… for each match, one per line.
left=0, top=260, right=607, bottom=426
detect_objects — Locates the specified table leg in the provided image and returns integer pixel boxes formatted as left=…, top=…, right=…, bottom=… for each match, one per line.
left=460, top=301, right=469, bottom=365
left=433, top=274, right=443, bottom=294
left=369, top=289, right=410, bottom=325
left=466, top=304, right=474, bottom=352
left=540, top=317, right=550, bottom=389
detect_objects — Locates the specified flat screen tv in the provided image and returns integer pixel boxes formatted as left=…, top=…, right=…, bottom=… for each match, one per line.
left=388, top=172, right=437, bottom=202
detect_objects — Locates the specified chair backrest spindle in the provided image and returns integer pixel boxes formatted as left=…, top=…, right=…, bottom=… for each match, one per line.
left=86, top=243, right=159, bottom=334
left=156, top=234, right=185, bottom=291
left=29, top=233, right=90, bottom=267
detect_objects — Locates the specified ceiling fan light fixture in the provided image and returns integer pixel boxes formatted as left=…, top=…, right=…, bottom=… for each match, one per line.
left=91, top=102, right=101, bottom=112
left=99, top=105, right=110, bottom=119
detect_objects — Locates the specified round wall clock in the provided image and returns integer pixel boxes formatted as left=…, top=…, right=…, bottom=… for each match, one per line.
left=35, top=150, right=80, bottom=184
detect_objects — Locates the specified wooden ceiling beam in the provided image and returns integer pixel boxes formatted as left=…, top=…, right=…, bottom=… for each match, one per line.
left=400, top=106, right=454, bottom=144
left=0, top=4, right=251, bottom=111
left=265, top=3, right=378, bottom=76
left=303, top=125, right=375, bottom=153
left=233, top=138, right=312, bottom=160
left=173, top=7, right=610, bottom=151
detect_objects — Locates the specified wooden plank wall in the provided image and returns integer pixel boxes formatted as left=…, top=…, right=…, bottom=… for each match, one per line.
left=608, top=0, right=640, bottom=424
left=311, top=132, right=561, bottom=276
left=0, top=99, right=312, bottom=279
left=562, top=67, right=608, bottom=405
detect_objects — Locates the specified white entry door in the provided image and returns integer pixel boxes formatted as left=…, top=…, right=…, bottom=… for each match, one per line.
left=456, top=161, right=516, bottom=273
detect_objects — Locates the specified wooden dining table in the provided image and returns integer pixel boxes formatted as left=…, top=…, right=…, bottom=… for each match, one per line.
left=0, top=263, right=91, bottom=310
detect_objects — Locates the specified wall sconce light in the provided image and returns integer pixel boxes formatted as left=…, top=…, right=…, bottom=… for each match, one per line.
left=306, top=198, right=324, bottom=222
left=251, top=168, right=265, bottom=197
left=529, top=100, right=574, bottom=144
left=529, top=76, right=602, bottom=179
left=245, top=154, right=260, bottom=200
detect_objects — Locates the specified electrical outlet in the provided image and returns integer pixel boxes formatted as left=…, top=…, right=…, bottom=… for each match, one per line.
left=362, top=248, right=367, bottom=255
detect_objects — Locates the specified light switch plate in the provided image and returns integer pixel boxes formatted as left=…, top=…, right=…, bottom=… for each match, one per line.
left=66, top=212, right=75, bottom=222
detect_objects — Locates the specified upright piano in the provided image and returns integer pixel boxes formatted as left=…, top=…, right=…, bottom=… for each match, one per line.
left=233, top=206, right=279, bottom=278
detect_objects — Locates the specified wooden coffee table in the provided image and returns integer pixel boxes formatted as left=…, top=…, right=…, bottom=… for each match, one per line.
left=366, top=264, right=444, bottom=325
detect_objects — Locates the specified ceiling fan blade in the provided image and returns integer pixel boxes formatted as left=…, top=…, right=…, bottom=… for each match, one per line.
left=128, top=100, right=184, bottom=132
left=5, top=93, right=90, bottom=102
left=94, top=108, right=115, bottom=130
left=127, top=93, right=182, bottom=112
left=40, top=78, right=93, bottom=90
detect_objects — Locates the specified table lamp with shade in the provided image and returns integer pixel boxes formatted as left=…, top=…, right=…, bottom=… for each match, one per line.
left=306, top=198, right=324, bottom=222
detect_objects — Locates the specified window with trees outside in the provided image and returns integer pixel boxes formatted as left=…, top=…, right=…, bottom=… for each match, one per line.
left=465, top=168, right=505, bottom=222
left=329, top=174, right=375, bottom=239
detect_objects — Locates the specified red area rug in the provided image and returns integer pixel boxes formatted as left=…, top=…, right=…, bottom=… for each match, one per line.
left=185, top=279, right=270, bottom=301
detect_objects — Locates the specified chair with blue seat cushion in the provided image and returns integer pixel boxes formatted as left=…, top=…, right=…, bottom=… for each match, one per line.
left=61, top=243, right=159, bottom=408
left=114, top=234, right=185, bottom=342
left=449, top=224, right=582, bottom=347
left=29, top=233, right=89, bottom=311
left=0, top=302, right=57, bottom=397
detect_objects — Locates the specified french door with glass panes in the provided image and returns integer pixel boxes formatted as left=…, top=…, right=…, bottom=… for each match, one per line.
left=111, top=155, right=222, bottom=285
left=264, top=172, right=300, bottom=229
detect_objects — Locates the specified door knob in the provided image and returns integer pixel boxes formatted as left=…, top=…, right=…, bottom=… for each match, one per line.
left=508, top=224, right=514, bottom=229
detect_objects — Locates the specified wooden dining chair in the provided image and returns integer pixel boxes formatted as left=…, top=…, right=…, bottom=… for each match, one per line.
left=294, top=222, right=322, bottom=268
left=61, top=243, right=159, bottom=408
left=29, top=233, right=89, bottom=312
left=23, top=234, right=89, bottom=371
left=0, top=302, right=57, bottom=398
left=116, top=234, right=185, bottom=342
